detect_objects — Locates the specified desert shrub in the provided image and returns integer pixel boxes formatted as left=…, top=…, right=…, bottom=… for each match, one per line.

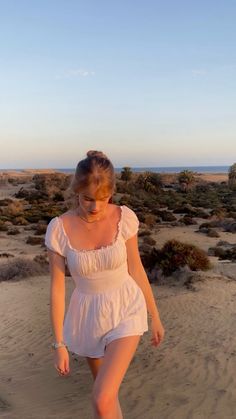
left=143, top=236, right=156, bottom=245
left=26, top=236, right=44, bottom=245
left=119, top=194, right=131, bottom=205
left=0, top=198, right=13, bottom=206
left=155, top=239, right=211, bottom=275
left=208, top=245, right=236, bottom=261
left=115, top=179, right=137, bottom=194
left=228, top=211, right=236, bottom=220
left=128, top=196, right=143, bottom=207
left=7, top=227, right=20, bottom=235
left=185, top=185, right=221, bottom=209
left=14, top=187, right=47, bottom=202
left=208, top=246, right=227, bottom=258
left=0, top=221, right=8, bottom=231
left=228, top=163, right=236, bottom=191
left=155, top=189, right=183, bottom=209
left=139, top=229, right=152, bottom=237
left=34, top=222, right=47, bottom=235
left=7, top=200, right=25, bottom=216
left=13, top=216, right=29, bottom=226
left=23, top=203, right=62, bottom=223
left=207, top=229, right=220, bottom=238
left=179, top=216, right=197, bottom=225
left=0, top=257, right=49, bottom=282
left=199, top=220, right=222, bottom=229
left=135, top=172, right=163, bottom=193
left=53, top=192, right=65, bottom=202
left=158, top=210, right=177, bottom=222
left=143, top=213, right=157, bottom=227
left=33, top=254, right=49, bottom=265
left=210, top=207, right=228, bottom=219
left=224, top=222, right=236, bottom=233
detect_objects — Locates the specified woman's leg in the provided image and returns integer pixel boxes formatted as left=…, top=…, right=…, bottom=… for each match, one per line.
left=86, top=356, right=122, bottom=417
left=86, top=356, right=104, bottom=380
left=91, top=335, right=141, bottom=419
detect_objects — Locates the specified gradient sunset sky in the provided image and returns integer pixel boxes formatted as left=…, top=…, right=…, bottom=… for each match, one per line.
left=1, top=0, right=235, bottom=169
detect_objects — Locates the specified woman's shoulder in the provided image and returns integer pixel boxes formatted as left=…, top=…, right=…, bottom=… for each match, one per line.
left=58, top=209, right=75, bottom=219
left=108, top=203, right=138, bottom=218
left=119, top=204, right=137, bottom=217
left=120, top=205, right=139, bottom=240
left=108, top=203, right=121, bottom=213
left=45, top=215, right=67, bottom=256
left=109, top=203, right=135, bottom=221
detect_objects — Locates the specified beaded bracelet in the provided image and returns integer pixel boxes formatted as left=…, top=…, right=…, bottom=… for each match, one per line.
left=51, top=341, right=67, bottom=350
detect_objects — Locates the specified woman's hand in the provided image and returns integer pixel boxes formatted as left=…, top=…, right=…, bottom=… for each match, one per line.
left=150, top=316, right=165, bottom=347
left=53, top=346, right=70, bottom=376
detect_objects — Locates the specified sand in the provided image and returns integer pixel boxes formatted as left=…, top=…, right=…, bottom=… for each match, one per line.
left=1, top=274, right=236, bottom=419
left=1, top=170, right=236, bottom=419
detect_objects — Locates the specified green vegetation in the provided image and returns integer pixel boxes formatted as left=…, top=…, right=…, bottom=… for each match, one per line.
left=228, top=163, right=236, bottom=191
left=0, top=257, right=48, bottom=282
left=177, top=170, right=196, bottom=192
left=135, top=171, right=163, bottom=193
left=149, top=239, right=211, bottom=276
left=120, top=166, right=133, bottom=181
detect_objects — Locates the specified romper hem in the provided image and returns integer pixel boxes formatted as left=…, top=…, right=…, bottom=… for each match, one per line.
left=66, top=328, right=148, bottom=358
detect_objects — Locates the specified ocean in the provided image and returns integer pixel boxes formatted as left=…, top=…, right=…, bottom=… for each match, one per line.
left=0, top=165, right=230, bottom=174
left=56, top=166, right=230, bottom=174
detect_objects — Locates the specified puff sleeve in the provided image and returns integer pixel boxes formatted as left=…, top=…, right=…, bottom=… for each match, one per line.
left=122, top=205, right=139, bottom=241
left=44, top=217, right=67, bottom=257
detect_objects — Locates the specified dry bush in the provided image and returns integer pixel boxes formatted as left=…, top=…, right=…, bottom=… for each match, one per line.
left=0, top=257, right=49, bottom=282
left=143, top=236, right=156, bottom=246
left=139, top=229, right=152, bottom=237
left=7, top=200, right=25, bottom=216
left=26, top=236, right=44, bottom=245
left=143, top=214, right=157, bottom=227
left=0, top=252, right=14, bottom=258
left=0, top=221, right=8, bottom=231
left=157, top=239, right=211, bottom=275
left=7, top=227, right=20, bottom=235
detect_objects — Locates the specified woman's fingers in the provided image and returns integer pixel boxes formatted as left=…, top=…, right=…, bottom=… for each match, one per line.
left=151, top=334, right=161, bottom=346
left=54, top=363, right=66, bottom=375
left=64, top=359, right=70, bottom=373
left=53, top=350, right=70, bottom=375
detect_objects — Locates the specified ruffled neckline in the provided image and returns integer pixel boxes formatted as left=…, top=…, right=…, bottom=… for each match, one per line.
left=57, top=205, right=124, bottom=254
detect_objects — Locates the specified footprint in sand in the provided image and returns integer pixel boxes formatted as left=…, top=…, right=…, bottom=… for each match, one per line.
left=0, top=396, right=11, bottom=412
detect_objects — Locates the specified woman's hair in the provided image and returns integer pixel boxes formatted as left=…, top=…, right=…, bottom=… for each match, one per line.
left=64, top=150, right=116, bottom=209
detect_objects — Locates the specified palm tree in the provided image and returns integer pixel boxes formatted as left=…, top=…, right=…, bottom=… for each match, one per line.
left=228, top=163, right=236, bottom=191
left=120, top=167, right=133, bottom=181
left=177, top=170, right=195, bottom=192
left=136, top=171, right=162, bottom=193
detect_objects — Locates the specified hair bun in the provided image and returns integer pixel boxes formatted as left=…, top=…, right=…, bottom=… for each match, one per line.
left=87, top=150, right=108, bottom=159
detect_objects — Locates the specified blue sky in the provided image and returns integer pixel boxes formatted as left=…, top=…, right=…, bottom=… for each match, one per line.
left=0, top=0, right=236, bottom=169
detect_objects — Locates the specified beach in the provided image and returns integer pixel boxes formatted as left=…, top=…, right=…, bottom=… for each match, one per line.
left=1, top=169, right=236, bottom=419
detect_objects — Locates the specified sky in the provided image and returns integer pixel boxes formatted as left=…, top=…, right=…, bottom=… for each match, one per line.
left=0, top=0, right=236, bottom=169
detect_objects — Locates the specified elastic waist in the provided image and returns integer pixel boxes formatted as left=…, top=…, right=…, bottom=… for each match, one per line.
left=75, top=263, right=130, bottom=294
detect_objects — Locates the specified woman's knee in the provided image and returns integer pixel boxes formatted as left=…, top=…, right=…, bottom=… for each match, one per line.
left=92, top=389, right=117, bottom=416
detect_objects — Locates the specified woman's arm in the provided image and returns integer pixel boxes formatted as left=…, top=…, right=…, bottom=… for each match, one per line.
left=48, top=249, right=66, bottom=342
left=125, top=234, right=161, bottom=321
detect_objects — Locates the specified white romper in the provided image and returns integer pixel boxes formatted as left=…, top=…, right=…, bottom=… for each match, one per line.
left=45, top=205, right=148, bottom=358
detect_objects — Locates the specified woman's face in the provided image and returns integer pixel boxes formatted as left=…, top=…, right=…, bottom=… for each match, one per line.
left=77, top=184, right=112, bottom=219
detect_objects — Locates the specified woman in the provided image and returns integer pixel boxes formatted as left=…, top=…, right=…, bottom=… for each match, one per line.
left=45, top=150, right=165, bottom=419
